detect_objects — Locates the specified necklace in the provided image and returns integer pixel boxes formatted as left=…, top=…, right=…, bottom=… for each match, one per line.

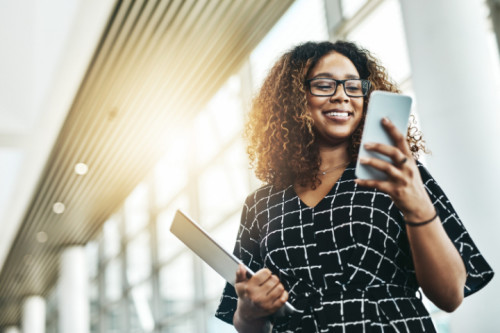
left=319, top=161, right=350, bottom=175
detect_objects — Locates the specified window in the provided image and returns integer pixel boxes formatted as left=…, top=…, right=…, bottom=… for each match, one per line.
left=87, top=1, right=329, bottom=332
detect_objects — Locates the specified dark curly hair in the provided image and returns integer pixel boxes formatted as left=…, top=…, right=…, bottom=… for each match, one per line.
left=245, top=40, right=427, bottom=190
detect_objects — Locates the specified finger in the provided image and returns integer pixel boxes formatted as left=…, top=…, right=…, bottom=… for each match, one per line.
left=270, top=290, right=289, bottom=311
left=381, top=117, right=412, bottom=155
left=263, top=275, right=282, bottom=295
left=266, top=282, right=285, bottom=301
left=363, top=142, right=407, bottom=167
left=359, top=156, right=404, bottom=180
left=253, top=268, right=273, bottom=286
left=235, top=264, right=249, bottom=283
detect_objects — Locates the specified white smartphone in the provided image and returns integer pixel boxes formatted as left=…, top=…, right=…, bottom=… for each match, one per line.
left=355, top=91, right=412, bottom=180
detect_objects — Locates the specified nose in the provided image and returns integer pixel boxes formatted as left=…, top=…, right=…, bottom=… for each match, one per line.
left=329, top=82, right=349, bottom=102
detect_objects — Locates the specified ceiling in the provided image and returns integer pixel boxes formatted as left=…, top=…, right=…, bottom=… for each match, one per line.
left=0, top=0, right=294, bottom=326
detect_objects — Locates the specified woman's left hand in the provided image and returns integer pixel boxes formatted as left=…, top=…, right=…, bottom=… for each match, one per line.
left=354, top=117, right=434, bottom=221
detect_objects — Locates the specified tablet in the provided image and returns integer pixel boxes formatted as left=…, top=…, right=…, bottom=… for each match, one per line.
left=355, top=91, right=412, bottom=180
left=170, top=209, right=300, bottom=315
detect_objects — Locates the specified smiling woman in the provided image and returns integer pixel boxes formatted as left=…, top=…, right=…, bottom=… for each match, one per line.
left=244, top=41, right=423, bottom=191
left=215, top=40, right=494, bottom=333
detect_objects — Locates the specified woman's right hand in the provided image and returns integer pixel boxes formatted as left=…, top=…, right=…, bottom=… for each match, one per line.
left=233, top=264, right=288, bottom=330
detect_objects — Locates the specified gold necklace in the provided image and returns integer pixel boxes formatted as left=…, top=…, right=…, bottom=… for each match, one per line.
left=319, top=161, right=350, bottom=175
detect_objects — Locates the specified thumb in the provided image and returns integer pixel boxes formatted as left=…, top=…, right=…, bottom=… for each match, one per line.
left=235, top=264, right=249, bottom=283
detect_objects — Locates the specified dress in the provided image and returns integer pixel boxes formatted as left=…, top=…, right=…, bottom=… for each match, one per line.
left=215, top=162, right=493, bottom=332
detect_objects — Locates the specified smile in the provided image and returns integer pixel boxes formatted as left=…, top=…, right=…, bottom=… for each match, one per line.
left=323, top=110, right=352, bottom=119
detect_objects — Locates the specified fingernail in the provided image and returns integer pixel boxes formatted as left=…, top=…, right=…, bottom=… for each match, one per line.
left=382, top=117, right=390, bottom=124
left=359, top=157, right=368, bottom=164
left=364, top=142, right=374, bottom=149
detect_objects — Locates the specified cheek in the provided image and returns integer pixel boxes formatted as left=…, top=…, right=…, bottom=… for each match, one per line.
left=307, top=93, right=329, bottom=108
left=354, top=98, right=365, bottom=113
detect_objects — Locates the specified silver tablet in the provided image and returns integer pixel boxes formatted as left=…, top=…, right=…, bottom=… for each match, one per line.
left=355, top=91, right=412, bottom=180
left=170, top=209, right=300, bottom=315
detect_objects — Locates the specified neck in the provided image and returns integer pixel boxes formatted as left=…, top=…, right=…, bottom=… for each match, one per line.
left=318, top=142, right=351, bottom=170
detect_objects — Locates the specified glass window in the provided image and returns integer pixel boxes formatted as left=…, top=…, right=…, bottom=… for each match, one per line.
left=126, top=231, right=152, bottom=286
left=103, top=215, right=121, bottom=259
left=161, top=318, right=197, bottom=333
left=198, top=140, right=250, bottom=228
left=341, top=0, right=367, bottom=19
left=210, top=76, right=244, bottom=143
left=154, top=138, right=189, bottom=208
left=129, top=280, right=155, bottom=333
left=124, top=183, right=150, bottom=237
left=105, top=258, right=122, bottom=302
left=87, top=1, right=333, bottom=332
left=105, top=304, right=124, bottom=333
left=250, top=0, right=329, bottom=89
left=159, top=252, right=195, bottom=318
left=194, top=75, right=244, bottom=166
left=346, top=0, right=411, bottom=83
left=45, top=287, right=58, bottom=333
left=157, top=193, right=190, bottom=263
left=89, top=281, right=100, bottom=331
left=86, top=240, right=99, bottom=279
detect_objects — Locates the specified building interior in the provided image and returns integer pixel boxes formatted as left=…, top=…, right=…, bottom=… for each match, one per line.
left=1, top=0, right=499, bottom=332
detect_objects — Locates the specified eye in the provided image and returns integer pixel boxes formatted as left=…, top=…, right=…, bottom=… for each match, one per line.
left=345, top=80, right=362, bottom=92
left=311, top=80, right=335, bottom=90
left=346, top=86, right=361, bottom=92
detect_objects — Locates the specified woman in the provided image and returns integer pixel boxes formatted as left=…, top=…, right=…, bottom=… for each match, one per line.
left=215, top=41, right=493, bottom=332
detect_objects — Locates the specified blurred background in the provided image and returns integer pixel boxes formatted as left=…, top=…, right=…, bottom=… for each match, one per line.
left=0, top=0, right=499, bottom=332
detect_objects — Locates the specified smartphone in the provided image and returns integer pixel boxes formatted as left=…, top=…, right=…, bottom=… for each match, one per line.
left=355, top=91, right=412, bottom=180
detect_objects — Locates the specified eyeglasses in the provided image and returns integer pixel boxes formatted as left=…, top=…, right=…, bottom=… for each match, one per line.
left=306, top=78, right=371, bottom=97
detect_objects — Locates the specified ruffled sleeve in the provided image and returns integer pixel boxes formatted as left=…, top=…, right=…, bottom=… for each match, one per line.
left=418, top=162, right=494, bottom=296
left=215, top=190, right=265, bottom=325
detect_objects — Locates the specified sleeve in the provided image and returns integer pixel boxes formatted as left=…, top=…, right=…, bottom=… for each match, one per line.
left=215, top=191, right=265, bottom=325
left=418, top=162, right=494, bottom=297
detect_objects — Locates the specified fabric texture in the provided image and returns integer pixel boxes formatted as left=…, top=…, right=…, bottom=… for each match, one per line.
left=215, top=162, right=493, bottom=332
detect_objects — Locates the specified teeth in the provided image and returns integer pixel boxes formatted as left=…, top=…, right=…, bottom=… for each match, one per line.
left=325, top=111, right=349, bottom=117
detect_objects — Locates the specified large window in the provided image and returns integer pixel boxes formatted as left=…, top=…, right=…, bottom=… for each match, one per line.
left=84, top=0, right=500, bottom=332
left=85, top=0, right=329, bottom=332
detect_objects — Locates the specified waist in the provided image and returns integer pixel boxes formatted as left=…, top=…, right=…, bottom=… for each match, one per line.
left=290, top=283, right=420, bottom=306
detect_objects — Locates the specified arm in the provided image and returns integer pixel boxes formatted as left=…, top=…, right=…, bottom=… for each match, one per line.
left=404, top=208, right=466, bottom=311
left=233, top=265, right=288, bottom=333
left=355, top=117, right=466, bottom=312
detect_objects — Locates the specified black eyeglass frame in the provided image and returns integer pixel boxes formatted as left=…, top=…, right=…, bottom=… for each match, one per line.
left=305, top=78, right=371, bottom=97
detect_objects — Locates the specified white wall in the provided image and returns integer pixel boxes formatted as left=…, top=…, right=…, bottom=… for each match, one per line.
left=399, top=0, right=500, bottom=331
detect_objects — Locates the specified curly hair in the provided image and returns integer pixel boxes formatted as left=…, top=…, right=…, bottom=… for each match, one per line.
left=245, top=41, right=427, bottom=190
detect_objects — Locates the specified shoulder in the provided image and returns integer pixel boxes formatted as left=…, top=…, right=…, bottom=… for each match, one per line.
left=414, top=161, right=448, bottom=196
left=244, top=183, right=291, bottom=209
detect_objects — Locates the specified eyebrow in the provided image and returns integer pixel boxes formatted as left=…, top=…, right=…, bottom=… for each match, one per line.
left=311, top=72, right=360, bottom=79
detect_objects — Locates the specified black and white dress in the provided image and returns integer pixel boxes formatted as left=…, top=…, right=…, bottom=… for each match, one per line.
left=215, top=162, right=493, bottom=332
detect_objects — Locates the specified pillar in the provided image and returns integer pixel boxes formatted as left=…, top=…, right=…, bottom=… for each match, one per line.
left=4, top=327, right=21, bottom=333
left=58, top=246, right=89, bottom=333
left=399, top=0, right=500, bottom=332
left=22, top=296, right=45, bottom=333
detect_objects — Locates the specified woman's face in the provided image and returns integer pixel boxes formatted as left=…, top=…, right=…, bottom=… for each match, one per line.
left=306, top=51, right=365, bottom=148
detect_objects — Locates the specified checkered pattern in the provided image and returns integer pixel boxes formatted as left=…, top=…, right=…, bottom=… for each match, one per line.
left=216, top=162, right=493, bottom=332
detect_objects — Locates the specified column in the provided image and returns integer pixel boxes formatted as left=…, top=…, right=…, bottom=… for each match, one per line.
left=58, top=246, right=89, bottom=333
left=22, top=296, right=45, bottom=333
left=399, top=0, right=500, bottom=332
left=4, top=327, right=21, bottom=333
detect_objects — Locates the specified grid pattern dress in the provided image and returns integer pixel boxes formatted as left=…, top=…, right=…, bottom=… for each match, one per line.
left=215, top=162, right=493, bottom=332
